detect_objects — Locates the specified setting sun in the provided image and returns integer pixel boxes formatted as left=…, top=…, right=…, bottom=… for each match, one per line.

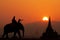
left=43, top=17, right=48, bottom=21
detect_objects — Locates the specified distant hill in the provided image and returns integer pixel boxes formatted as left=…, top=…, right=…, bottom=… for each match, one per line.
left=0, top=21, right=60, bottom=38
left=24, top=21, right=60, bottom=38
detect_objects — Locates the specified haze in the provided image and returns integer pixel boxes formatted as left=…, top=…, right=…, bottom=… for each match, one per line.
left=0, top=0, right=60, bottom=38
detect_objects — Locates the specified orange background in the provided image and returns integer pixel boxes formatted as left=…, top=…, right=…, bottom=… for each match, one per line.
left=0, top=0, right=60, bottom=25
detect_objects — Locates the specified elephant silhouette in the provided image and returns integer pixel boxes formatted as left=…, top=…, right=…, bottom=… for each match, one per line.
left=2, top=19, right=24, bottom=38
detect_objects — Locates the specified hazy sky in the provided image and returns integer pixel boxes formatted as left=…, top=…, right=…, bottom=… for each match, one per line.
left=0, top=0, right=60, bottom=25
left=0, top=0, right=60, bottom=38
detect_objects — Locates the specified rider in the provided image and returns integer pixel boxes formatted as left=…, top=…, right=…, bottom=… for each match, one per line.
left=12, top=16, right=17, bottom=24
left=18, top=19, right=22, bottom=24
left=18, top=19, right=23, bottom=26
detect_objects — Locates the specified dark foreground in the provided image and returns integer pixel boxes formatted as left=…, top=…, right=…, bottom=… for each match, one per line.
left=0, top=38, right=40, bottom=40
left=0, top=38, right=60, bottom=40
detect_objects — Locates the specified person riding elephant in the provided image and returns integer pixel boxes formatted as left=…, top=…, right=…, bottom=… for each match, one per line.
left=2, top=17, right=24, bottom=38
left=12, top=16, right=17, bottom=24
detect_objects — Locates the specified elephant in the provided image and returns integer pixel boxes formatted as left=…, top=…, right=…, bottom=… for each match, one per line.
left=2, top=22, right=24, bottom=38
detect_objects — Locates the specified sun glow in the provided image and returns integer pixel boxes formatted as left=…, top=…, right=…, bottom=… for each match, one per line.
left=43, top=17, right=48, bottom=21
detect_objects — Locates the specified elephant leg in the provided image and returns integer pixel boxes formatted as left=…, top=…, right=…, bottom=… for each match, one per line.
left=17, top=31, right=21, bottom=38
left=6, top=33, right=9, bottom=38
left=2, top=32, right=5, bottom=38
left=13, top=32, right=16, bottom=37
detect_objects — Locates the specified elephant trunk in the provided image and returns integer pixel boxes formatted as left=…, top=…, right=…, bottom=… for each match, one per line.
left=22, top=29, right=24, bottom=37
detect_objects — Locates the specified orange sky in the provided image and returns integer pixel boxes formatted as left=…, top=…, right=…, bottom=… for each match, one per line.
left=0, top=0, right=60, bottom=25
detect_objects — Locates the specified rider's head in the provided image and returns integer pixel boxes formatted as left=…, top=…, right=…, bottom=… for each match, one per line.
left=13, top=16, right=15, bottom=19
left=14, top=16, right=15, bottom=18
left=18, top=19, right=21, bottom=23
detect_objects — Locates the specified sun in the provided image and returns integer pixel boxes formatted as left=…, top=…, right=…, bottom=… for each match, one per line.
left=42, top=17, right=48, bottom=21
